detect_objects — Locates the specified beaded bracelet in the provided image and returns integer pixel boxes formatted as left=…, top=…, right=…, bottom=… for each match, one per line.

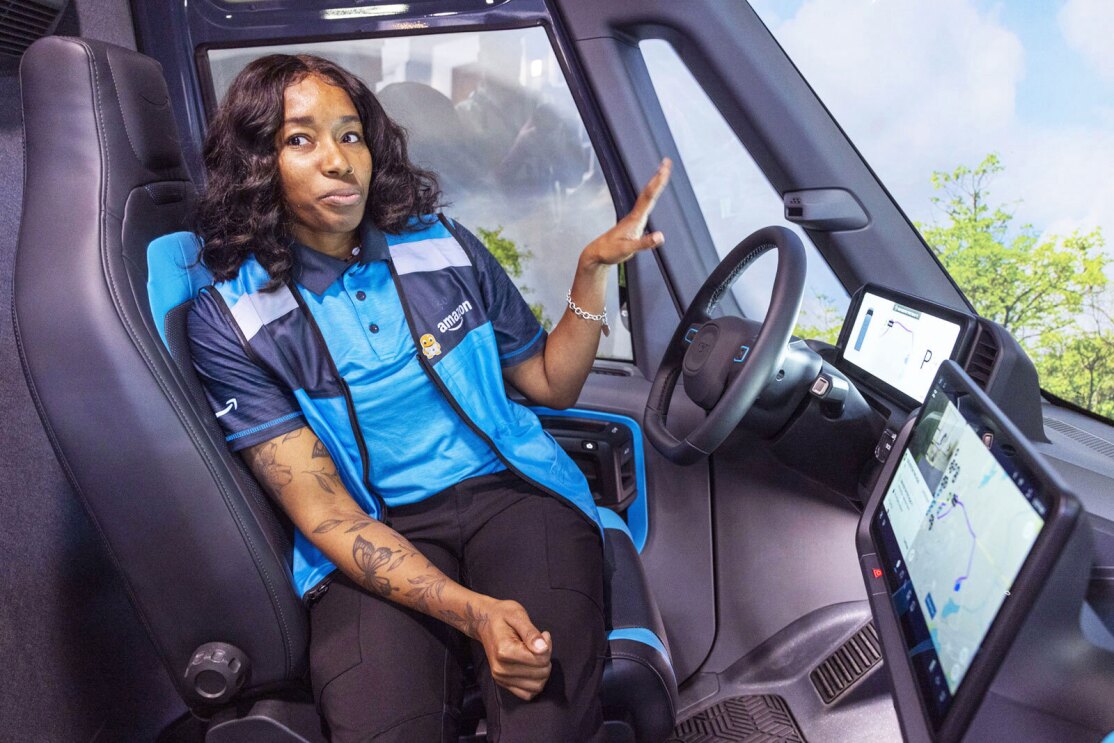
left=566, top=291, right=610, bottom=337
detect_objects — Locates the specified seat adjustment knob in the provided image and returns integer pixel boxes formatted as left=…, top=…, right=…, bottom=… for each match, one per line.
left=185, top=642, right=250, bottom=704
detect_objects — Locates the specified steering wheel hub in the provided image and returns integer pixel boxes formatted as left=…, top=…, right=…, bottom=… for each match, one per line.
left=682, top=317, right=762, bottom=410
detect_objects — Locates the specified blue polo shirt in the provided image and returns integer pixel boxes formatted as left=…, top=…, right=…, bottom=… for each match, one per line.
left=187, top=220, right=545, bottom=509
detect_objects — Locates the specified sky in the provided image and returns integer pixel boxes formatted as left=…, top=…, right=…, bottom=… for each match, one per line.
left=748, top=0, right=1114, bottom=253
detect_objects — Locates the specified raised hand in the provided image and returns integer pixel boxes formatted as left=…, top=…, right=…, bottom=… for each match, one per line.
left=581, top=157, right=672, bottom=267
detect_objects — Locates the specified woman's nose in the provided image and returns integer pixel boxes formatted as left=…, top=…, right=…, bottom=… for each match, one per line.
left=320, top=138, right=351, bottom=176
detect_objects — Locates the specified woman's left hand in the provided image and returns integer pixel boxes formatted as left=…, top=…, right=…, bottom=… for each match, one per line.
left=581, top=158, right=672, bottom=268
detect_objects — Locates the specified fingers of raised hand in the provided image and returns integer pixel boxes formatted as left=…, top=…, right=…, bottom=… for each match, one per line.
left=629, top=157, right=672, bottom=225
left=639, top=231, right=665, bottom=251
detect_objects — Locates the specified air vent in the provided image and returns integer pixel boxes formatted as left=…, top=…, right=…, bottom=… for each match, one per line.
left=810, top=622, right=882, bottom=704
left=1045, top=417, right=1114, bottom=462
left=0, top=0, right=68, bottom=58
left=964, top=322, right=1000, bottom=389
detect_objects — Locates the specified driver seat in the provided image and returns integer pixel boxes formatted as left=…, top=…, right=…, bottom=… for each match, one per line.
left=14, top=36, right=677, bottom=741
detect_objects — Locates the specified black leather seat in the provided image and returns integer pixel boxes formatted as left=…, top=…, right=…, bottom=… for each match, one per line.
left=15, top=35, right=677, bottom=742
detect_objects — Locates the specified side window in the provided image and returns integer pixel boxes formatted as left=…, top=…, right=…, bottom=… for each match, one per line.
left=640, top=40, right=849, bottom=343
left=207, top=28, right=633, bottom=360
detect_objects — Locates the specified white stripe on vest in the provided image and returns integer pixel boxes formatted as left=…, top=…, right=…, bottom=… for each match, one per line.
left=229, top=285, right=299, bottom=341
left=390, top=236, right=471, bottom=276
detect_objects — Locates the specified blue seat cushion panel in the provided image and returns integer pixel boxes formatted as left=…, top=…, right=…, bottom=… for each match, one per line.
left=147, top=231, right=210, bottom=349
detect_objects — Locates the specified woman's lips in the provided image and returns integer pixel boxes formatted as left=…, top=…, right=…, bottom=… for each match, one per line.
left=320, top=189, right=362, bottom=206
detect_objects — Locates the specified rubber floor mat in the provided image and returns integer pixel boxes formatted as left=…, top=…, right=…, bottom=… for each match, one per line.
left=668, top=695, right=806, bottom=743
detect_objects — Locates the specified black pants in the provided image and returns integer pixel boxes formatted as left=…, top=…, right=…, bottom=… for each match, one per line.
left=308, top=471, right=607, bottom=742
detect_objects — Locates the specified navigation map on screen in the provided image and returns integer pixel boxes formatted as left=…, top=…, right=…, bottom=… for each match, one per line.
left=843, top=291, right=962, bottom=403
left=880, top=387, right=1045, bottom=703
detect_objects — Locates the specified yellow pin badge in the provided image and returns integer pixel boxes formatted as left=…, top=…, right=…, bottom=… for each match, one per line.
left=420, top=333, right=442, bottom=359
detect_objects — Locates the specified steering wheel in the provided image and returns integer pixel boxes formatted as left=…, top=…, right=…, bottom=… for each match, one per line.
left=644, top=226, right=807, bottom=464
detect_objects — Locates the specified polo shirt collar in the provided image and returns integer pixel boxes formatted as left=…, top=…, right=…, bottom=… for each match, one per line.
left=290, top=220, right=390, bottom=295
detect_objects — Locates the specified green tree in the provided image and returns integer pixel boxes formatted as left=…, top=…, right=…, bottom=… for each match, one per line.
left=794, top=292, right=844, bottom=345
left=476, top=226, right=552, bottom=330
left=918, top=154, right=1108, bottom=345
left=917, top=154, right=1112, bottom=416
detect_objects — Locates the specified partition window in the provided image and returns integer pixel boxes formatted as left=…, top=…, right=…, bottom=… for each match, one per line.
left=207, top=27, right=633, bottom=359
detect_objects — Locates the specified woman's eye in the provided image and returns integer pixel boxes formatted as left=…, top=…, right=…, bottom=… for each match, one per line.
left=287, top=134, right=311, bottom=147
left=340, top=131, right=362, bottom=144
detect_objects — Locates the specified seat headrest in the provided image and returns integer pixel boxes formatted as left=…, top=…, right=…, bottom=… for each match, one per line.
left=104, top=42, right=184, bottom=172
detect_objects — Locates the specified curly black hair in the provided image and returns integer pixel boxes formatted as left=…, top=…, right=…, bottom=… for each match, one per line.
left=196, top=54, right=442, bottom=288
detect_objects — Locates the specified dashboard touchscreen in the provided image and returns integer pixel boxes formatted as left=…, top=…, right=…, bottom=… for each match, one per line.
left=840, top=288, right=970, bottom=406
left=872, top=369, right=1050, bottom=732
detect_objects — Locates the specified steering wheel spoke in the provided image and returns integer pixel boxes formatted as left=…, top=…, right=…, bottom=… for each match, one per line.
left=644, top=226, right=807, bottom=464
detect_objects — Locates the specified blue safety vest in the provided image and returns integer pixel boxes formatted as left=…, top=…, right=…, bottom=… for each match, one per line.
left=186, top=216, right=602, bottom=596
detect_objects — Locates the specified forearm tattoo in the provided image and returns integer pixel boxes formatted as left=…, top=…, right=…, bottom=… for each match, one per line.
left=313, top=515, right=376, bottom=534
left=349, top=534, right=421, bottom=598
left=246, top=442, right=293, bottom=494
left=406, top=574, right=447, bottom=614
left=438, top=602, right=490, bottom=638
left=304, top=467, right=343, bottom=495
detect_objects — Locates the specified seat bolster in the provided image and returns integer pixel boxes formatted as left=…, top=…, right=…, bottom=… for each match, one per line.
left=602, top=520, right=679, bottom=742
left=605, top=523, right=671, bottom=647
left=603, top=637, right=678, bottom=743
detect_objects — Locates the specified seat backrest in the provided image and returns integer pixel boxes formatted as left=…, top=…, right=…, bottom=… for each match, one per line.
left=14, top=36, right=308, bottom=710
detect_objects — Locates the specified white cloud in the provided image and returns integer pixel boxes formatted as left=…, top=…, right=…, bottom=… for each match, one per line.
left=768, top=0, right=1025, bottom=220
left=1059, top=0, right=1114, bottom=81
left=999, top=124, right=1114, bottom=246
left=759, top=0, right=1114, bottom=253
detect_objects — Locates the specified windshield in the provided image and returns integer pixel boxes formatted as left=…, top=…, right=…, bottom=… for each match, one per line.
left=750, top=0, right=1114, bottom=419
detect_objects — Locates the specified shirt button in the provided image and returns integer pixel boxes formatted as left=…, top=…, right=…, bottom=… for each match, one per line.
left=369, top=323, right=380, bottom=333
left=355, top=291, right=366, bottom=301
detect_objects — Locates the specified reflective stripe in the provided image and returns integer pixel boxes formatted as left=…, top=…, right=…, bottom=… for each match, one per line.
left=390, top=236, right=471, bottom=275
left=224, top=411, right=304, bottom=442
left=608, top=627, right=671, bottom=664
left=229, top=285, right=299, bottom=341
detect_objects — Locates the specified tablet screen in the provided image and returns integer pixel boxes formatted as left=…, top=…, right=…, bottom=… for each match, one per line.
left=872, top=377, right=1048, bottom=729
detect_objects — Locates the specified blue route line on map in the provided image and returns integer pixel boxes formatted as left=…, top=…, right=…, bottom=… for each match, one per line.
left=937, top=496, right=977, bottom=592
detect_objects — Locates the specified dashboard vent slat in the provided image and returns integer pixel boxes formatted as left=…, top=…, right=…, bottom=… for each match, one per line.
left=1044, top=417, right=1114, bottom=462
left=965, top=323, right=1000, bottom=388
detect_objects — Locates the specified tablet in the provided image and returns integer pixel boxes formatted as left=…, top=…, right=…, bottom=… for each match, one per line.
left=864, top=361, right=1079, bottom=741
left=837, top=285, right=976, bottom=409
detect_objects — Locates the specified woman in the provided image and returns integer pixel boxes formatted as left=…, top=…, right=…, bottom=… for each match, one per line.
left=187, top=53, right=670, bottom=742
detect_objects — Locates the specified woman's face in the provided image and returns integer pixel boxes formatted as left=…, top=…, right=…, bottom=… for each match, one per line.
left=276, top=73, right=373, bottom=257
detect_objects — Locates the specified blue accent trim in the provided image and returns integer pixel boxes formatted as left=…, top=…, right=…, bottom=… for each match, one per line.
left=683, top=326, right=699, bottom=344
left=733, top=345, right=750, bottom=362
left=529, top=407, right=648, bottom=552
left=598, top=506, right=633, bottom=539
left=500, top=327, right=545, bottom=361
left=146, top=232, right=211, bottom=350
left=225, top=411, right=305, bottom=442
left=1101, top=733, right=1114, bottom=743
left=608, top=627, right=671, bottom=664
